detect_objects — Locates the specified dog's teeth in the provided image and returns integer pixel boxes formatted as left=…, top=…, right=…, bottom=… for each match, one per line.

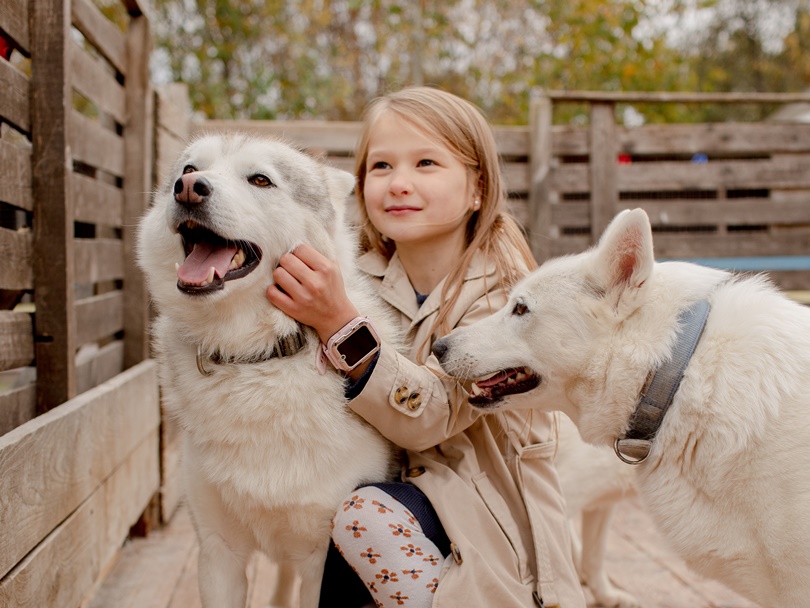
left=471, top=383, right=483, bottom=396
left=175, top=262, right=180, bottom=272
left=206, top=266, right=215, bottom=284
left=229, top=249, right=246, bottom=270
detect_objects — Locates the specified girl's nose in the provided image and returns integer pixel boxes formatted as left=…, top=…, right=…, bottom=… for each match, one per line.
left=387, top=170, right=413, bottom=196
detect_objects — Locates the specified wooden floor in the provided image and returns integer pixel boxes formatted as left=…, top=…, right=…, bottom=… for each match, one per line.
left=84, top=496, right=757, bottom=608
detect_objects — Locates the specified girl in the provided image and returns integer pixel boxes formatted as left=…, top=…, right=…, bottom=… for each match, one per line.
left=267, top=87, right=585, bottom=608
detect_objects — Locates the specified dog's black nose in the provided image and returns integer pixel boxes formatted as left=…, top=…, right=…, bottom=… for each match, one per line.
left=174, top=174, right=213, bottom=205
left=431, top=338, right=448, bottom=362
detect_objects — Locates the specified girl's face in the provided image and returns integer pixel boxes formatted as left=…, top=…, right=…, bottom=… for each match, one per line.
left=363, top=111, right=476, bottom=255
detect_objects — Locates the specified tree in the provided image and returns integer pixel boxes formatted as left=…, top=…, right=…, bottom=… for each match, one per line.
left=150, top=0, right=806, bottom=124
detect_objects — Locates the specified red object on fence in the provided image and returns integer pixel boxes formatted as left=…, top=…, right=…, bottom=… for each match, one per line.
left=618, top=153, right=632, bottom=164
left=0, top=32, right=14, bottom=60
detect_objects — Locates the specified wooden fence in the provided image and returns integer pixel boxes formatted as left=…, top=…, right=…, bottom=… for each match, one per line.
left=203, top=90, right=810, bottom=290
left=0, top=1, right=189, bottom=605
left=2, top=6, right=810, bottom=601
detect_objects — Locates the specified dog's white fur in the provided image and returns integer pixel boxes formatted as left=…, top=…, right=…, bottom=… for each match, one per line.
left=553, top=416, right=639, bottom=607
left=137, top=134, right=397, bottom=608
left=434, top=209, right=810, bottom=606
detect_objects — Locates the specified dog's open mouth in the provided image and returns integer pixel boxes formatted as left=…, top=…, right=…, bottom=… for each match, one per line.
left=175, top=221, right=262, bottom=295
left=469, top=367, right=541, bottom=406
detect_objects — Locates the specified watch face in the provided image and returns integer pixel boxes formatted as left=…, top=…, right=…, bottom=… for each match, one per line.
left=337, top=325, right=379, bottom=367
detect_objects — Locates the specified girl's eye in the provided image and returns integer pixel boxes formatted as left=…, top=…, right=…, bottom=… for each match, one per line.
left=417, top=159, right=436, bottom=167
left=248, top=174, right=274, bottom=187
left=182, top=165, right=196, bottom=174
left=370, top=161, right=390, bottom=170
left=512, top=301, right=528, bottom=316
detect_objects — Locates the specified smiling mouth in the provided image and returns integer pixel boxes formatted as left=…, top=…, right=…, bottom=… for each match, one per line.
left=174, top=221, right=262, bottom=295
left=469, top=367, right=541, bottom=407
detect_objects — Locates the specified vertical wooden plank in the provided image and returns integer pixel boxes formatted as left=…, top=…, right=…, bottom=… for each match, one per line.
left=30, top=0, right=76, bottom=412
left=528, top=91, right=554, bottom=263
left=123, top=14, right=154, bottom=368
left=590, top=102, right=618, bottom=242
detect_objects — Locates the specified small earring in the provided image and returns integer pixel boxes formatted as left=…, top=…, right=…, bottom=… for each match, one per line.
left=473, top=199, right=480, bottom=210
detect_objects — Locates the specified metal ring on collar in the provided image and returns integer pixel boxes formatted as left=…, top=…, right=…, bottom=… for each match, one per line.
left=613, top=437, right=651, bottom=465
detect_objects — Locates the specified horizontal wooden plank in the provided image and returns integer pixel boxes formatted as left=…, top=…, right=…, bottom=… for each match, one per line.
left=0, top=0, right=29, bottom=52
left=0, top=381, right=36, bottom=437
left=0, top=226, right=33, bottom=290
left=197, top=119, right=362, bottom=153
left=620, top=155, right=810, bottom=191
left=75, top=238, right=124, bottom=285
left=765, top=270, right=810, bottom=291
left=0, top=58, right=30, bottom=133
left=551, top=155, right=810, bottom=193
left=75, top=290, right=124, bottom=346
left=550, top=199, right=810, bottom=229
left=0, top=310, right=34, bottom=371
left=493, top=126, right=530, bottom=157
left=545, top=90, right=810, bottom=104
left=0, top=139, right=32, bottom=211
left=69, top=110, right=126, bottom=177
left=620, top=123, right=810, bottom=156
left=0, top=360, right=159, bottom=580
left=550, top=125, right=590, bottom=156
left=70, top=0, right=126, bottom=75
left=75, top=340, right=125, bottom=394
left=70, top=41, right=126, bottom=124
left=72, top=172, right=124, bottom=226
left=0, top=431, right=159, bottom=608
left=653, top=231, right=810, bottom=258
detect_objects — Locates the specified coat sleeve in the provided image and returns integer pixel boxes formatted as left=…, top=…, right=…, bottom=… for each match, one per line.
left=347, top=289, right=507, bottom=452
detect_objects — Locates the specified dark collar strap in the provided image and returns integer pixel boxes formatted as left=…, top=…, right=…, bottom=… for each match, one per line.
left=196, top=327, right=308, bottom=376
left=614, top=298, right=711, bottom=464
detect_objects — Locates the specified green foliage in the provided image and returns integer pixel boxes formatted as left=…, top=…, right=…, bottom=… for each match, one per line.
left=150, top=0, right=809, bottom=124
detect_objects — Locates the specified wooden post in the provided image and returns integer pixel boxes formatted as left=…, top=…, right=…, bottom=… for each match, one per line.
left=589, top=102, right=618, bottom=242
left=528, top=91, right=554, bottom=263
left=123, top=11, right=154, bottom=368
left=30, top=0, right=76, bottom=412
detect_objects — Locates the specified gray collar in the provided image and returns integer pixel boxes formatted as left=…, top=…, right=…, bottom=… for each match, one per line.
left=613, top=299, right=711, bottom=464
left=196, top=327, right=309, bottom=376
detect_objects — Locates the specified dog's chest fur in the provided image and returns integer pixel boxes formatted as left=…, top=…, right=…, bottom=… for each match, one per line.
left=154, top=318, right=395, bottom=510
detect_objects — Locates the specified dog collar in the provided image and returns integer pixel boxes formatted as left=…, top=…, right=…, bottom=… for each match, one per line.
left=614, top=298, right=711, bottom=465
left=196, top=327, right=309, bottom=376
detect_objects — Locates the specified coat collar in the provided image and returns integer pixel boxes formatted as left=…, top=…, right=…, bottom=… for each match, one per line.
left=357, top=249, right=498, bottom=327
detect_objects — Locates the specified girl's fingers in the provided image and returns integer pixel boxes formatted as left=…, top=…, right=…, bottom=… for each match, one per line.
left=291, top=243, right=330, bottom=271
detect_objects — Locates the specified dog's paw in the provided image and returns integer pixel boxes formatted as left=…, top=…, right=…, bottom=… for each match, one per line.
left=590, top=585, right=641, bottom=608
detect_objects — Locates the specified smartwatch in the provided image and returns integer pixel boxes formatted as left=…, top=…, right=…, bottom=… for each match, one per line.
left=321, top=316, right=381, bottom=373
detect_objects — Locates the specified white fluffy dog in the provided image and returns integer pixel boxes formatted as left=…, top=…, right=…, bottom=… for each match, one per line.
left=432, top=208, right=810, bottom=606
left=137, top=134, right=398, bottom=608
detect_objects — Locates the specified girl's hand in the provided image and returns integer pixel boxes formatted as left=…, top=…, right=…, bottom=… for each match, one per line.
left=266, top=243, right=360, bottom=344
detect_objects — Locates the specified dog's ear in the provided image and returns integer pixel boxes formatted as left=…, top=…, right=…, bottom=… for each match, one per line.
left=323, top=166, right=357, bottom=206
left=591, top=208, right=654, bottom=304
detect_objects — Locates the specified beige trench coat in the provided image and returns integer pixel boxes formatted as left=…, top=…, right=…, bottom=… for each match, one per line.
left=351, top=250, right=586, bottom=608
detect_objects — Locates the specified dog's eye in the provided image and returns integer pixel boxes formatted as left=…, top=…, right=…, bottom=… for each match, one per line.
left=248, top=174, right=274, bottom=188
left=182, top=165, right=196, bottom=174
left=512, top=301, right=528, bottom=316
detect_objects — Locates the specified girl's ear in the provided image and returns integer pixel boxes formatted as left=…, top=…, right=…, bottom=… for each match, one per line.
left=590, top=208, right=655, bottom=304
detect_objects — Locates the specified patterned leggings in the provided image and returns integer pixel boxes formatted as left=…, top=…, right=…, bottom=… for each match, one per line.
left=328, top=484, right=449, bottom=608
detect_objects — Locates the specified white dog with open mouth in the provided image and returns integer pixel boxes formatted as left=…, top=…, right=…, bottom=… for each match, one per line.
left=137, top=133, right=398, bottom=608
left=432, top=208, right=810, bottom=606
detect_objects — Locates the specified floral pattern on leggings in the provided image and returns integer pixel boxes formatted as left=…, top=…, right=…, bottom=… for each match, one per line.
left=331, top=486, right=445, bottom=607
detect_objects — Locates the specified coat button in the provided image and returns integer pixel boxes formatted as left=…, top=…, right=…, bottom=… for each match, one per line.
left=394, top=386, right=409, bottom=405
left=406, top=466, right=425, bottom=478
left=450, top=542, right=463, bottom=564
left=406, top=392, right=422, bottom=411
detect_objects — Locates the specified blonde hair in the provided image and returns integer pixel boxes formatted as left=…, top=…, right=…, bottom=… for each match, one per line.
left=354, top=86, right=536, bottom=353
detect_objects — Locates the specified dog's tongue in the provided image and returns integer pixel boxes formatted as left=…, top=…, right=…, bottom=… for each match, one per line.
left=177, top=242, right=238, bottom=283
